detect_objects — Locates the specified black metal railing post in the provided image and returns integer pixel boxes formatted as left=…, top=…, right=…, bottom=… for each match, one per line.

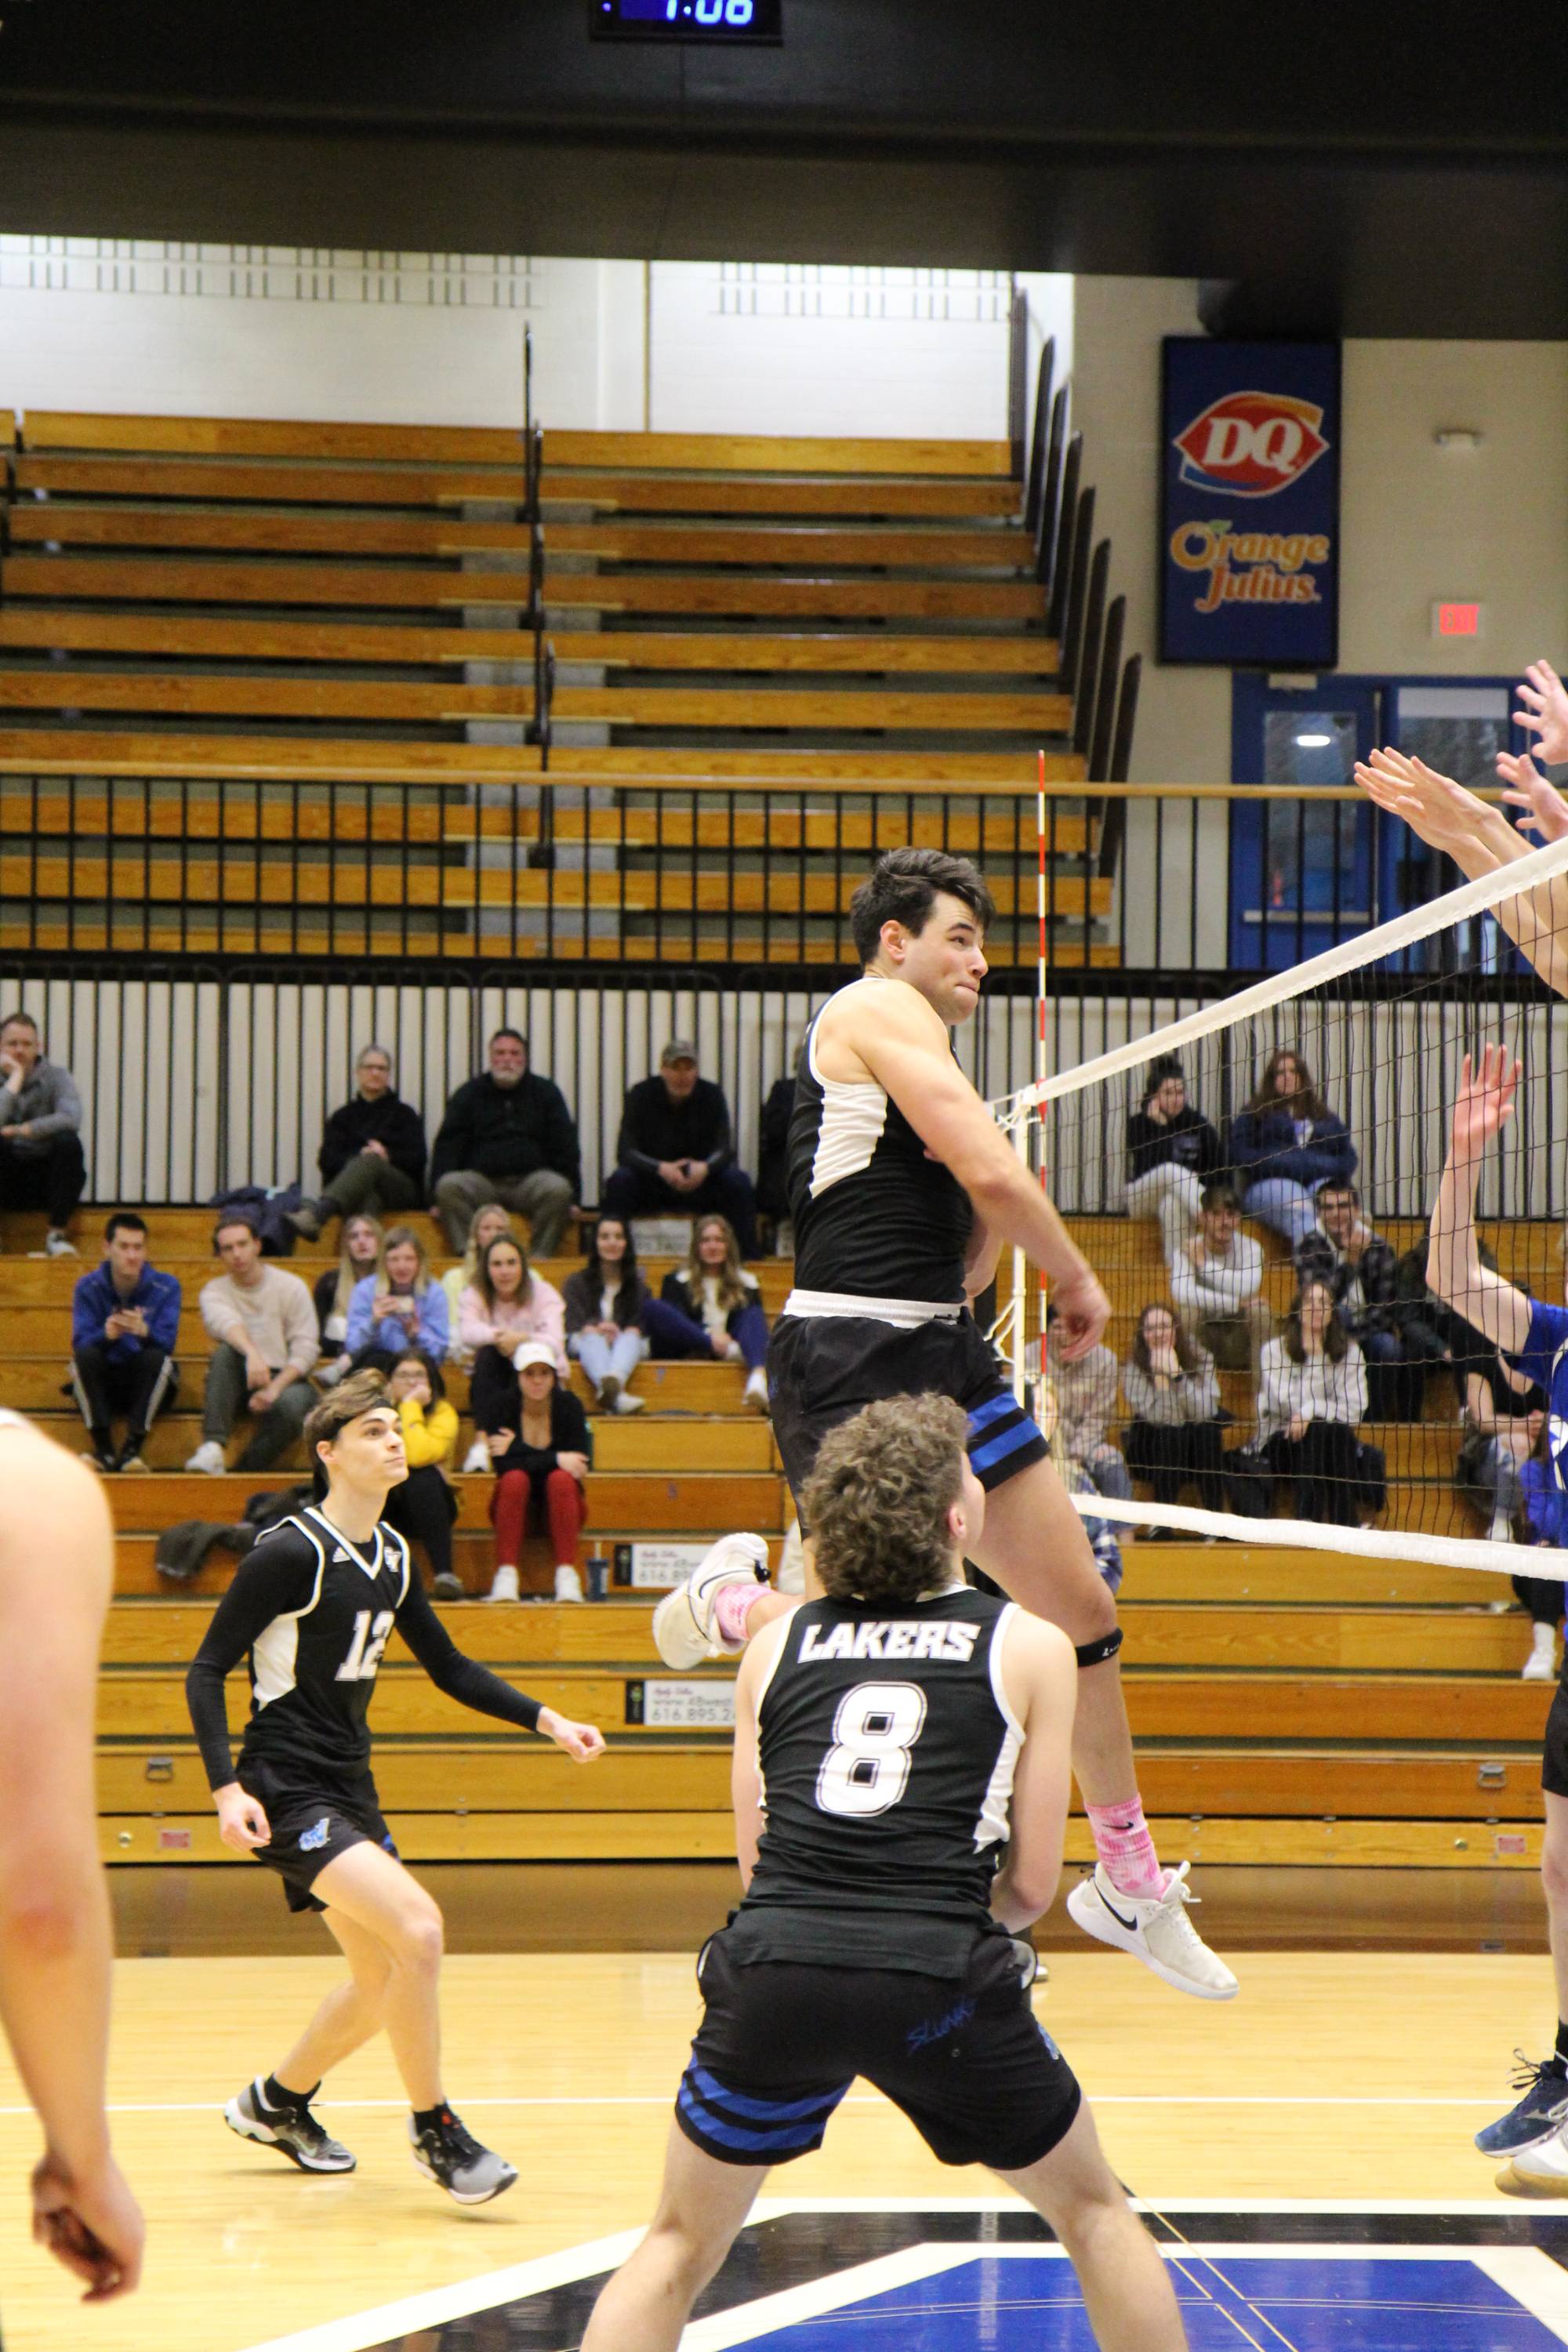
left=1044, top=435, right=1082, bottom=629
left=1055, top=488, right=1097, bottom=691
left=1071, top=539, right=1111, bottom=754
left=1034, top=385, right=1069, bottom=592
left=1007, top=286, right=1029, bottom=488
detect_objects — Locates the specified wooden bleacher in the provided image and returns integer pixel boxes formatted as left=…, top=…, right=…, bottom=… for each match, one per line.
left=0, top=408, right=1107, bottom=966
left=0, top=1202, right=1544, bottom=1878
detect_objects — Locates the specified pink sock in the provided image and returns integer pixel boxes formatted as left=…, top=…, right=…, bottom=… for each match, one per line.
left=713, top=1581, right=766, bottom=1646
left=1085, top=1797, right=1166, bottom=1897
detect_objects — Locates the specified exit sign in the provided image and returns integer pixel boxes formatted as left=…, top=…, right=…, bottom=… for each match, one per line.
left=1432, top=601, right=1483, bottom=638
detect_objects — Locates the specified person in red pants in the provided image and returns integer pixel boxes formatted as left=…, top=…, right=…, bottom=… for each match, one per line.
left=484, top=1340, right=591, bottom=1604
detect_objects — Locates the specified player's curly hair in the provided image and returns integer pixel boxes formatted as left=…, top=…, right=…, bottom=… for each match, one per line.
left=303, top=1367, right=394, bottom=1458
left=804, top=1393, right=971, bottom=1607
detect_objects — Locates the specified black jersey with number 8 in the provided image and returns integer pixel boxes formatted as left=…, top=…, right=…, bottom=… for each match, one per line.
left=741, top=1586, right=1021, bottom=1940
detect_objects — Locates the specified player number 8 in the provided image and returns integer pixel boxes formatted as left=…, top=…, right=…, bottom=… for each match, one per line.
left=816, top=1681, right=927, bottom=1817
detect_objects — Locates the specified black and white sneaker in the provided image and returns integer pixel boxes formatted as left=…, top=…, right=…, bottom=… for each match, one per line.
left=408, top=2104, right=517, bottom=2205
left=224, top=2078, right=356, bottom=2172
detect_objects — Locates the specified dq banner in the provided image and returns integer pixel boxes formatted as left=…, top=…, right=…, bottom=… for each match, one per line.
left=1160, top=339, right=1340, bottom=667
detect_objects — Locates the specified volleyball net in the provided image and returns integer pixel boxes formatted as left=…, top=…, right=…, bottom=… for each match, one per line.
left=990, top=828, right=1568, bottom=1573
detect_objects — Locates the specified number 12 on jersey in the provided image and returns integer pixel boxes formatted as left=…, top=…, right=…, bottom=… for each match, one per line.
left=336, top=1609, right=395, bottom=1683
left=815, top=1681, right=928, bottom=1817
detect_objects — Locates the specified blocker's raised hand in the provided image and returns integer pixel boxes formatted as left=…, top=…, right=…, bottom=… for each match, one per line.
left=1516, top=660, right=1568, bottom=765
left=1448, top=1045, right=1520, bottom=1166
left=1497, top=750, right=1568, bottom=843
left=1353, top=747, right=1495, bottom=857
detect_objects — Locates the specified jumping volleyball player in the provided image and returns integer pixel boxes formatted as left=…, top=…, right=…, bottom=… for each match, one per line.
left=584, top=1396, right=1189, bottom=2352
left=1358, top=689, right=1568, bottom=2191
left=184, top=1370, right=605, bottom=2202
left=655, top=848, right=1235, bottom=1999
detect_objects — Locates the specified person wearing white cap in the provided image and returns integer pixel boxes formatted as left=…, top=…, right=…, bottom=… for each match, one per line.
left=482, top=1341, right=593, bottom=1602
left=600, top=1042, right=757, bottom=1258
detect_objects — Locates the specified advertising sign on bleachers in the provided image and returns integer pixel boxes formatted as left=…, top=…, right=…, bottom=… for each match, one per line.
left=1160, top=339, right=1341, bottom=667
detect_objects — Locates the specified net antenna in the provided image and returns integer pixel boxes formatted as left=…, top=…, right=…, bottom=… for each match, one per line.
left=993, top=818, right=1568, bottom=1573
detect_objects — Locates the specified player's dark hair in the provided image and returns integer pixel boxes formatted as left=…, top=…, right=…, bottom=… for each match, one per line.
left=103, top=1210, right=147, bottom=1241
left=804, top=1393, right=970, bottom=1607
left=304, top=1367, right=396, bottom=1459
left=849, top=849, right=995, bottom=967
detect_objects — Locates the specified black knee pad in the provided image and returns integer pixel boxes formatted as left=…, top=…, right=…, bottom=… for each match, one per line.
left=1074, top=1625, right=1123, bottom=1671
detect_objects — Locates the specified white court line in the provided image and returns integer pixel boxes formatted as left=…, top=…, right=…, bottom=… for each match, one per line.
left=239, top=2225, right=648, bottom=2352
left=0, top=2092, right=1519, bottom=2118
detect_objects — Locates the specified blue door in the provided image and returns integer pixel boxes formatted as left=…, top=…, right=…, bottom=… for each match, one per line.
left=1229, top=676, right=1382, bottom=969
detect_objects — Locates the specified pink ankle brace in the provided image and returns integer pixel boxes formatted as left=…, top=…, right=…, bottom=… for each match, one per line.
left=713, top=1581, right=764, bottom=1646
left=1084, top=1798, right=1165, bottom=1897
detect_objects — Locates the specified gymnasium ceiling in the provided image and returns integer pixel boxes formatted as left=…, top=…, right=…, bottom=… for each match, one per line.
left=1, top=0, right=1563, bottom=339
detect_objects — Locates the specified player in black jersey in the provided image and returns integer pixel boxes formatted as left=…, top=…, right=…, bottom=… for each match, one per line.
left=655, top=848, right=1235, bottom=2001
left=184, top=1370, right=605, bottom=2205
left=586, top=1395, right=1188, bottom=2351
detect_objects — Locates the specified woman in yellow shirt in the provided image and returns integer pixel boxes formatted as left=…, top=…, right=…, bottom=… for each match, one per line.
left=382, top=1350, right=463, bottom=1599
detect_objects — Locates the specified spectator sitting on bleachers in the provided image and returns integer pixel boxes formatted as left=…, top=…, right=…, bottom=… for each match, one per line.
left=1121, top=1302, right=1229, bottom=1534
left=429, top=1028, right=580, bottom=1259
left=756, top=1064, right=797, bottom=1247
left=563, top=1215, right=651, bottom=1417
left=1170, top=1181, right=1273, bottom=1372
left=1516, top=1417, right=1567, bottom=1682
left=441, top=1202, right=516, bottom=1363
left=1044, top=1309, right=1132, bottom=1512
left=311, top=1212, right=383, bottom=1386
left=644, top=1214, right=769, bottom=1410
left=1294, top=1181, right=1420, bottom=1421
left=69, top=1210, right=181, bottom=1472
left=1453, top=1316, right=1547, bottom=1548
left=287, top=1044, right=427, bottom=1241
left=1256, top=1279, right=1383, bottom=1527
left=187, top=1214, right=319, bottom=1474
left=1124, top=1054, right=1223, bottom=1265
left=601, top=1041, right=757, bottom=1258
left=1227, top=1046, right=1356, bottom=1251
left=345, top=1224, right=449, bottom=1369
left=458, top=1233, right=568, bottom=1470
left=1037, top=1377, right=1123, bottom=1593
left=0, top=1008, right=85, bottom=1258
left=485, top=1341, right=593, bottom=1605
left=380, top=1349, right=463, bottom=1602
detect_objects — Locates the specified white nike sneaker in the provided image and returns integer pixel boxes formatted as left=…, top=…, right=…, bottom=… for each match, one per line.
left=1498, top=2123, right=1568, bottom=2198
left=651, top=1531, right=771, bottom=1670
left=1066, top=1860, right=1239, bottom=2001
left=185, top=1439, right=227, bottom=1475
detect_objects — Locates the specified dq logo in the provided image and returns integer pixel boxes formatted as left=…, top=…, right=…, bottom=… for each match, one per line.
left=1174, top=390, right=1330, bottom=499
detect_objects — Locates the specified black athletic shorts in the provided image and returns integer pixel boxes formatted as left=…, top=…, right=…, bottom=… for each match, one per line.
left=676, top=1925, right=1080, bottom=2173
left=238, top=1755, right=398, bottom=1915
left=1542, top=1684, right=1568, bottom=1799
left=767, top=1308, right=1048, bottom=1523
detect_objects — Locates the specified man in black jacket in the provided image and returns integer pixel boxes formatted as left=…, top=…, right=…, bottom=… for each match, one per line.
left=289, top=1046, right=428, bottom=1242
left=430, top=1029, right=580, bottom=1256
left=601, top=1040, right=757, bottom=1255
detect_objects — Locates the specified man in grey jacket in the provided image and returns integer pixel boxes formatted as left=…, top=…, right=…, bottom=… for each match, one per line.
left=0, top=1010, right=85, bottom=1257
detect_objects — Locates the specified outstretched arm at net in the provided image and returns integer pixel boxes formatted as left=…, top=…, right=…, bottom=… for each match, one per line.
left=837, top=982, right=1110, bottom=1356
left=1356, top=746, right=1568, bottom=997
left=1429, top=1047, right=1532, bottom=1355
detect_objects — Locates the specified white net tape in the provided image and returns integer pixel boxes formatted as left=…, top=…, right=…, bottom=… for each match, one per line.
left=991, top=827, right=1568, bottom=1578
